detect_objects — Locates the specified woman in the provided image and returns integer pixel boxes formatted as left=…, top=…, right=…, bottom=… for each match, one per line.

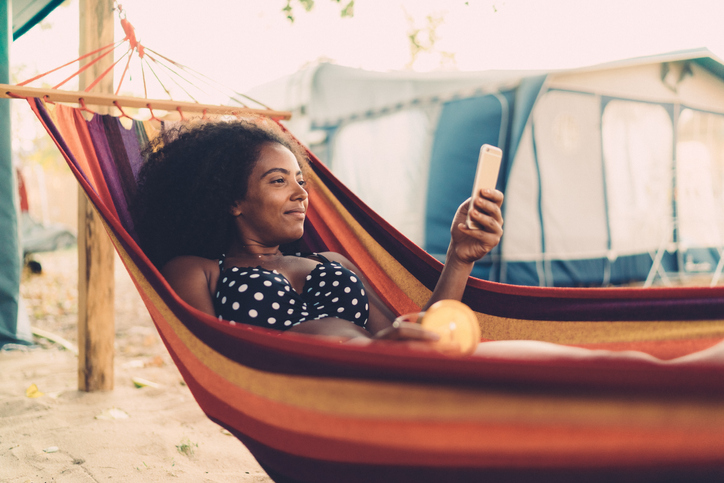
left=132, top=119, right=504, bottom=343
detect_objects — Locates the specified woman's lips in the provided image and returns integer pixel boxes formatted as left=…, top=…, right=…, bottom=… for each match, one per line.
left=285, top=210, right=306, bottom=220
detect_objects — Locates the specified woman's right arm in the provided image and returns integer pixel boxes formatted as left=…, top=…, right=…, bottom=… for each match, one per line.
left=161, top=256, right=218, bottom=317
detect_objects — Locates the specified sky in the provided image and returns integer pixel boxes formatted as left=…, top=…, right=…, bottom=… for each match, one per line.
left=11, top=0, right=724, bottom=93
left=9, top=0, right=724, bottom=148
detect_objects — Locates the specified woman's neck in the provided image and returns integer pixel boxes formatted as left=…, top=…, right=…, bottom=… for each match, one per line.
left=227, top=240, right=282, bottom=259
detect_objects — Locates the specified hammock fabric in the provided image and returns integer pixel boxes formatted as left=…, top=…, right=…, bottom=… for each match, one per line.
left=27, top=96, right=724, bottom=482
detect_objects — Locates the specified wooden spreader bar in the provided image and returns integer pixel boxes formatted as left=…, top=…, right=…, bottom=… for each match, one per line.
left=0, top=83, right=292, bottom=120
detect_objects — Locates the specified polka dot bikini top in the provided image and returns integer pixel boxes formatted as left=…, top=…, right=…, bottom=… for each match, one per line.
left=214, top=253, right=369, bottom=331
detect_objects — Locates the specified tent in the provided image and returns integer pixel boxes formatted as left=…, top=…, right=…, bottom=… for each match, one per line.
left=246, top=48, right=724, bottom=287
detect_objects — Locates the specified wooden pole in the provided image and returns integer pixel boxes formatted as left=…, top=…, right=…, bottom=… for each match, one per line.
left=78, top=0, right=115, bottom=391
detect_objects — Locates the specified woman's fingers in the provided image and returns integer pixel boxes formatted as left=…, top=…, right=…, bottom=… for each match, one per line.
left=450, top=190, right=505, bottom=263
left=373, top=320, right=439, bottom=341
left=395, top=312, right=423, bottom=324
left=460, top=209, right=503, bottom=237
left=471, top=190, right=504, bottom=223
left=477, top=188, right=504, bottom=205
left=467, top=214, right=503, bottom=236
left=463, top=191, right=503, bottom=237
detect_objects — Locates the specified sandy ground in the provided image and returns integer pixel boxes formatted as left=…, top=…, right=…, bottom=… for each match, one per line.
left=1, top=249, right=271, bottom=482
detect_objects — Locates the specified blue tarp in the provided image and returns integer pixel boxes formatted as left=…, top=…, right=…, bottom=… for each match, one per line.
left=1, top=0, right=62, bottom=347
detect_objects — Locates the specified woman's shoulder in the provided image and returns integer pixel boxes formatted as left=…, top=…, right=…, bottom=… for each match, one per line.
left=316, top=252, right=355, bottom=269
left=160, top=256, right=220, bottom=316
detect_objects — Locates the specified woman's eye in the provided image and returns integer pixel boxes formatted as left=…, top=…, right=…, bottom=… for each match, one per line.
left=272, top=178, right=285, bottom=184
left=297, top=179, right=306, bottom=187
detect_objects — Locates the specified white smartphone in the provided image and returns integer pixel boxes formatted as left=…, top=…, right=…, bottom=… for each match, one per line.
left=466, top=144, right=502, bottom=229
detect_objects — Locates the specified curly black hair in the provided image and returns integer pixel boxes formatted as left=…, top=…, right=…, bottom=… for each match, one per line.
left=131, top=119, right=308, bottom=269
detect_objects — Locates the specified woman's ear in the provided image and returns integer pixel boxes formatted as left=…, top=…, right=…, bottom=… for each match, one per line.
left=229, top=201, right=243, bottom=217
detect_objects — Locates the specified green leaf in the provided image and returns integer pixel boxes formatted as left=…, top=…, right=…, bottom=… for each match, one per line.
left=341, top=0, right=354, bottom=17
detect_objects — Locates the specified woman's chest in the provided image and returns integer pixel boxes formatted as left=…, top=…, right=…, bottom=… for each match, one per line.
left=221, top=256, right=319, bottom=294
left=218, top=261, right=366, bottom=309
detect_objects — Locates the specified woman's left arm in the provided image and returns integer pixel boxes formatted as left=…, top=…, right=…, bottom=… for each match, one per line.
left=321, top=188, right=503, bottom=335
left=423, top=188, right=504, bottom=309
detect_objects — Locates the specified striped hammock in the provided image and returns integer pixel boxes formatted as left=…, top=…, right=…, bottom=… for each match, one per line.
left=27, top=96, right=724, bottom=482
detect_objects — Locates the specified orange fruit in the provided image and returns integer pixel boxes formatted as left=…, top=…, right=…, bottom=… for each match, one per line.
left=420, top=300, right=480, bottom=355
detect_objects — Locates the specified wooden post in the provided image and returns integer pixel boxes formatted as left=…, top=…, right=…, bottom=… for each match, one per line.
left=78, top=0, right=115, bottom=391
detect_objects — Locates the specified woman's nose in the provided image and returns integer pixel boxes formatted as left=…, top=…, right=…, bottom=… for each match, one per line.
left=293, top=182, right=308, bottom=200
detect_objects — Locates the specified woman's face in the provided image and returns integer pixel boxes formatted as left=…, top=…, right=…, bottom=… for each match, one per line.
left=232, top=143, right=308, bottom=247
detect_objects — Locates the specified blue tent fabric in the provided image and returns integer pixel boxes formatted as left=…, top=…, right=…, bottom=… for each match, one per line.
left=0, top=0, right=61, bottom=347
left=0, top=104, right=24, bottom=346
left=500, top=74, right=547, bottom=191
left=12, top=0, right=65, bottom=40
left=0, top=1, right=28, bottom=347
left=424, top=82, right=541, bottom=282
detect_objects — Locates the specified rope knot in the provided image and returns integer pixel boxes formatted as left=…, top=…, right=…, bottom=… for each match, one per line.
left=120, top=18, right=139, bottom=51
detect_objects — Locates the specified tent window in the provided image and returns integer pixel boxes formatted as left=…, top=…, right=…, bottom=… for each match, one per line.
left=676, top=108, right=724, bottom=253
left=552, top=111, right=582, bottom=154
left=602, top=100, right=673, bottom=256
left=330, top=108, right=437, bottom=246
left=533, top=90, right=607, bottom=258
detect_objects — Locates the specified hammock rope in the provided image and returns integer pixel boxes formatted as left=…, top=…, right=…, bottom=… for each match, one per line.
left=17, top=38, right=123, bottom=88
left=144, top=51, right=203, bottom=104
left=2, top=4, right=286, bottom=120
left=114, top=45, right=135, bottom=96
left=142, top=45, right=271, bottom=109
left=82, top=46, right=133, bottom=93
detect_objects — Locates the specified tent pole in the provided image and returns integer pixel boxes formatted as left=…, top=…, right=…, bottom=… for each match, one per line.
left=0, top=0, right=27, bottom=347
left=77, top=0, right=115, bottom=392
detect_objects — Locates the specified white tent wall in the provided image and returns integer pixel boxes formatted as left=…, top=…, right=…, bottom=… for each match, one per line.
left=328, top=106, right=440, bottom=245
left=548, top=60, right=724, bottom=107
left=498, top=122, right=541, bottom=260
left=497, top=122, right=546, bottom=284
left=535, top=90, right=608, bottom=259
left=677, top=108, right=724, bottom=257
left=244, top=66, right=319, bottom=152
left=305, top=64, right=529, bottom=128
left=602, top=99, right=673, bottom=257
